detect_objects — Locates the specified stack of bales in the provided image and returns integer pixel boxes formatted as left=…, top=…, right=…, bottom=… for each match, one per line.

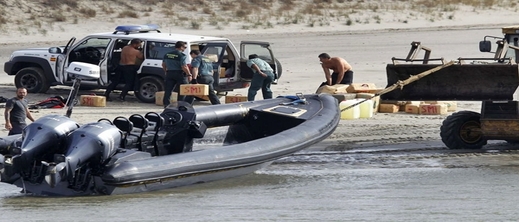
left=317, top=83, right=457, bottom=119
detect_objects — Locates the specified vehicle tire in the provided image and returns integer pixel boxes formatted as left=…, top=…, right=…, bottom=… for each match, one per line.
left=14, top=67, right=50, bottom=93
left=440, top=111, right=487, bottom=149
left=275, top=58, right=282, bottom=79
left=136, top=76, right=164, bottom=103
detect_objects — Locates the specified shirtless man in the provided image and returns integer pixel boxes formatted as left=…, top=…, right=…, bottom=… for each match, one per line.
left=318, top=53, right=354, bottom=88
left=120, top=39, right=143, bottom=65
left=105, top=38, right=144, bottom=101
left=119, top=38, right=144, bottom=101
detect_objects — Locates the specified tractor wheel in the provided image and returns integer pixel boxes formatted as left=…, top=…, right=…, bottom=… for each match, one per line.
left=440, top=111, right=487, bottom=149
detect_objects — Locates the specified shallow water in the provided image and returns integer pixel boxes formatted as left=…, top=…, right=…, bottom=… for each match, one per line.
left=1, top=26, right=515, bottom=221
left=2, top=143, right=519, bottom=222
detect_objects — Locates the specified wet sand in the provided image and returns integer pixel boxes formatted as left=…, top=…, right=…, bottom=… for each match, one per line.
left=2, top=24, right=519, bottom=221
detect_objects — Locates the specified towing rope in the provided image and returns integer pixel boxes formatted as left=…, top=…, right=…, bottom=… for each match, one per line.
left=339, top=60, right=456, bottom=113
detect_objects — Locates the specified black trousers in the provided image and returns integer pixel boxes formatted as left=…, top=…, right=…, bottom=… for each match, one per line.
left=8, top=122, right=26, bottom=136
left=104, top=65, right=139, bottom=98
left=104, top=67, right=123, bottom=97
left=198, top=75, right=220, bottom=105
left=120, top=65, right=139, bottom=98
left=319, top=70, right=354, bottom=88
left=164, top=70, right=188, bottom=107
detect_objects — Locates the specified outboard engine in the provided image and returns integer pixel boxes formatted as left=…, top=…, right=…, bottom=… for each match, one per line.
left=10, top=115, right=79, bottom=177
left=46, top=122, right=121, bottom=189
left=0, top=135, right=22, bottom=181
left=160, top=101, right=207, bottom=155
left=0, top=135, right=21, bottom=155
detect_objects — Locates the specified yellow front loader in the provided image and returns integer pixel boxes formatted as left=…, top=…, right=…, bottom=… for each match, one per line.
left=382, top=26, right=519, bottom=149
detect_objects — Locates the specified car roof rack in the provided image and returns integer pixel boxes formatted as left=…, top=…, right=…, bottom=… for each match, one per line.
left=113, top=24, right=161, bottom=35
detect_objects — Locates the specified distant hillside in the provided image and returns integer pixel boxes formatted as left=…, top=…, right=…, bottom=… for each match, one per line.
left=0, top=0, right=516, bottom=34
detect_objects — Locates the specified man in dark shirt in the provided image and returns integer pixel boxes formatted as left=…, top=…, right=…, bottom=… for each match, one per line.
left=4, top=87, right=35, bottom=135
left=162, top=41, right=192, bottom=107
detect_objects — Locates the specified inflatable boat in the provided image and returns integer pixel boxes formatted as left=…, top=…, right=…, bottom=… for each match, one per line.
left=0, top=94, right=339, bottom=196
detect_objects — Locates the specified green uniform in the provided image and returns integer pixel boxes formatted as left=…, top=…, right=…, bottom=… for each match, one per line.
left=163, top=50, right=187, bottom=70
left=163, top=49, right=189, bottom=107
left=191, top=55, right=213, bottom=75
left=246, top=57, right=274, bottom=101
left=246, top=58, right=273, bottom=73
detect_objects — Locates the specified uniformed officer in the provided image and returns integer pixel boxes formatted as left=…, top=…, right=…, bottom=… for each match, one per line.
left=162, top=41, right=192, bottom=107
left=246, top=54, right=275, bottom=101
left=190, top=50, right=220, bottom=105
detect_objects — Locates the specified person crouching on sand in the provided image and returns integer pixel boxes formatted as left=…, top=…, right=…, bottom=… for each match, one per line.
left=318, top=53, right=354, bottom=88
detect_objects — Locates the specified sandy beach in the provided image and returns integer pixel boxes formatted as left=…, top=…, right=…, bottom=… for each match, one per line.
left=4, top=3, right=519, bottom=221
left=0, top=2, right=517, bottom=147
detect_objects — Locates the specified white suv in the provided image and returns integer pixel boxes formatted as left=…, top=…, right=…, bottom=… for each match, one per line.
left=4, top=24, right=282, bottom=103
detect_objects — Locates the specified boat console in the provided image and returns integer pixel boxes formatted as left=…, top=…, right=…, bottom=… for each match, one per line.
left=159, top=101, right=207, bottom=155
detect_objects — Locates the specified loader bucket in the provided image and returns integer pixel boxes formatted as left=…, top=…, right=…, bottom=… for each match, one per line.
left=381, top=64, right=519, bottom=101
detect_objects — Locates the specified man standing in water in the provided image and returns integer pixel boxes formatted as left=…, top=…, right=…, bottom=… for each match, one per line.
left=318, top=53, right=354, bottom=87
left=4, top=87, right=35, bottom=135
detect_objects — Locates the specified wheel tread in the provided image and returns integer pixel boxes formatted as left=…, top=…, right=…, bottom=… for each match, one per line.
left=14, top=67, right=50, bottom=93
left=440, top=110, right=486, bottom=149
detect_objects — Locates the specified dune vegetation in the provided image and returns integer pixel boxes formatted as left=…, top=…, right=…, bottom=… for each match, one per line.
left=0, top=0, right=517, bottom=34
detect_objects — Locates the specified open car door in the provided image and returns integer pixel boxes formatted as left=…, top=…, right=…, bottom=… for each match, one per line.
left=55, top=37, right=76, bottom=84
left=200, top=42, right=228, bottom=87
left=62, top=37, right=112, bottom=85
left=239, top=41, right=277, bottom=80
left=96, top=41, right=113, bottom=86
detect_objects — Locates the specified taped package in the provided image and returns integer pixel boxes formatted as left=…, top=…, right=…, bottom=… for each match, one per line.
left=179, top=84, right=209, bottom=96
left=80, top=95, right=106, bottom=107
left=155, top=91, right=178, bottom=106
left=225, top=94, right=248, bottom=103
left=316, top=84, right=349, bottom=94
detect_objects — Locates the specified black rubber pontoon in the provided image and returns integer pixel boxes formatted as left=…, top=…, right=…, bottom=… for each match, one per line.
left=0, top=94, right=339, bottom=196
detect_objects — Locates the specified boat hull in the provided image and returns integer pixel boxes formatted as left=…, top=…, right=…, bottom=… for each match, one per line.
left=0, top=94, right=340, bottom=196
left=104, top=161, right=273, bottom=195
left=14, top=161, right=273, bottom=196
